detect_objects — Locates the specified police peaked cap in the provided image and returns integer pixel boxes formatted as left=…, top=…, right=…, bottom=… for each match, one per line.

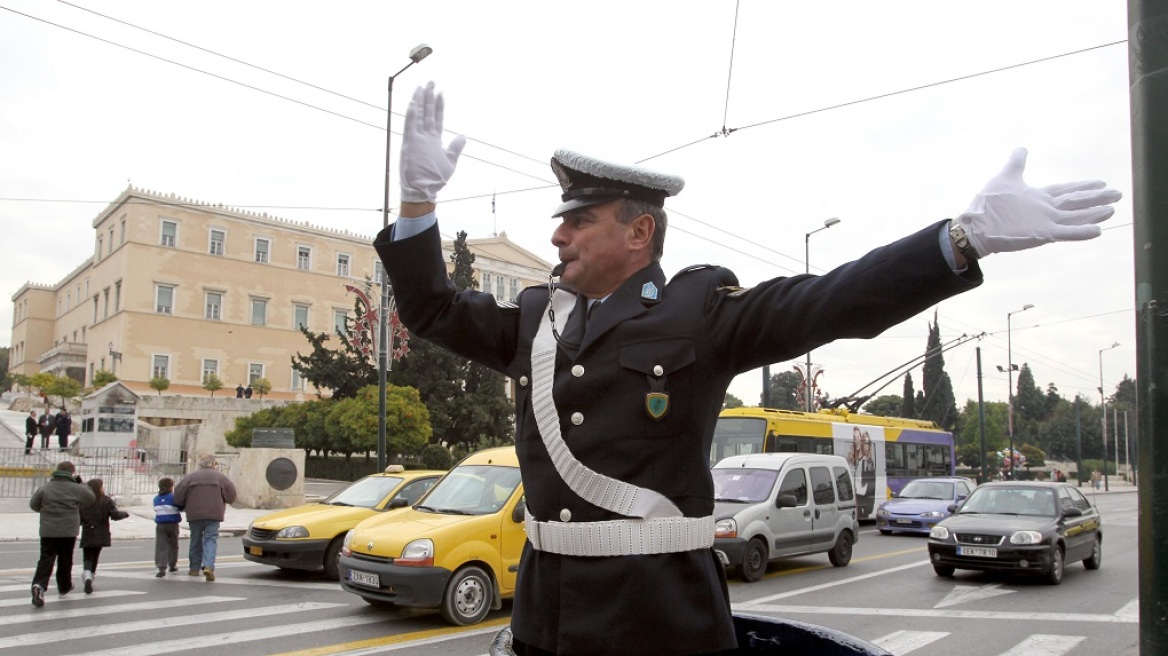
left=550, top=149, right=685, bottom=217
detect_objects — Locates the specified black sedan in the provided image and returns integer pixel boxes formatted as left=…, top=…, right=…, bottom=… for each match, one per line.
left=927, top=481, right=1101, bottom=585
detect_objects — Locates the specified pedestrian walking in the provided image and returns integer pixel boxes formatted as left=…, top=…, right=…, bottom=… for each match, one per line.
left=38, top=410, right=54, bottom=450
left=376, top=82, right=1122, bottom=654
left=55, top=408, right=72, bottom=451
left=28, top=461, right=95, bottom=607
left=79, top=478, right=129, bottom=593
left=173, top=453, right=236, bottom=582
left=24, top=410, right=37, bottom=455
left=153, top=477, right=182, bottom=577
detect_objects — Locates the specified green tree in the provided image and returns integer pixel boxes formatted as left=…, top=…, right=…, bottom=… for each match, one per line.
left=1013, top=363, right=1045, bottom=449
left=252, top=377, right=272, bottom=399
left=203, top=373, right=224, bottom=397
left=149, top=377, right=170, bottom=395
left=92, top=370, right=118, bottom=388
left=31, top=372, right=55, bottom=395
left=43, top=375, right=82, bottom=407
left=0, top=346, right=9, bottom=392
left=900, top=373, right=916, bottom=418
left=290, top=294, right=377, bottom=400
left=325, top=385, right=431, bottom=459
left=723, top=392, right=744, bottom=409
left=764, top=370, right=803, bottom=409
left=918, top=312, right=957, bottom=431
left=421, top=443, right=453, bottom=470
left=11, top=373, right=32, bottom=394
left=957, top=399, right=1008, bottom=454
left=862, top=395, right=902, bottom=417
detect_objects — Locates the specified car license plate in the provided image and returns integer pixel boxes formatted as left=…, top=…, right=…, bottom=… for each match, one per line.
left=348, top=569, right=379, bottom=588
left=957, top=546, right=997, bottom=558
left=894, top=519, right=914, bottom=524
left=248, top=546, right=263, bottom=556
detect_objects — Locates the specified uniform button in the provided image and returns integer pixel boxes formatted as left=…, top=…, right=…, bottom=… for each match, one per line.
left=571, top=412, right=584, bottom=425
left=571, top=364, right=585, bottom=377
left=653, top=365, right=664, bottom=376
left=519, top=376, right=529, bottom=386
left=559, top=508, right=572, bottom=522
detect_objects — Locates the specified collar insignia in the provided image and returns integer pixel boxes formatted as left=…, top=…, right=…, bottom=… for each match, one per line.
left=640, top=281, right=659, bottom=300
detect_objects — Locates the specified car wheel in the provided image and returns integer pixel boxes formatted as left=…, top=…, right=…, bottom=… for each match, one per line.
left=827, top=531, right=853, bottom=567
left=933, top=564, right=955, bottom=577
left=1043, top=545, right=1065, bottom=585
left=441, top=566, right=494, bottom=626
left=878, top=529, right=892, bottom=536
left=739, top=538, right=768, bottom=582
left=1084, top=535, right=1102, bottom=570
left=323, top=536, right=344, bottom=581
left=361, top=596, right=394, bottom=608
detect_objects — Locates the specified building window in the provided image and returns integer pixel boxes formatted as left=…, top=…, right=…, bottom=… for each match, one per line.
left=108, top=227, right=114, bottom=255
left=119, top=217, right=126, bottom=244
left=255, top=238, right=270, bottom=264
left=251, top=298, right=268, bottom=326
left=209, top=229, right=225, bottom=256
left=482, top=272, right=492, bottom=294
left=96, top=235, right=103, bottom=261
left=249, top=363, right=264, bottom=384
left=495, top=275, right=504, bottom=299
left=291, top=368, right=305, bottom=391
left=115, top=280, right=122, bottom=311
left=160, top=220, right=177, bottom=247
left=205, top=292, right=222, bottom=320
left=375, top=260, right=386, bottom=285
left=333, top=309, right=348, bottom=336
left=202, top=359, right=219, bottom=381
left=152, top=354, right=170, bottom=379
left=103, top=288, right=110, bottom=319
left=155, top=285, right=174, bottom=314
left=297, top=246, right=312, bottom=271
left=336, top=253, right=350, bottom=277
left=509, top=278, right=519, bottom=301
left=294, top=304, right=309, bottom=330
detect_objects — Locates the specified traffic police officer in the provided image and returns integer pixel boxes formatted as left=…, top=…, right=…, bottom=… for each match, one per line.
left=375, top=82, right=1120, bottom=655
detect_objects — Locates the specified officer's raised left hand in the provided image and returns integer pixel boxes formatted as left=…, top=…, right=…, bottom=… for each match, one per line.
left=400, top=82, right=466, bottom=203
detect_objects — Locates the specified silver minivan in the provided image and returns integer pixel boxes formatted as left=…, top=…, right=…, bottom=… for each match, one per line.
left=711, top=453, right=859, bottom=582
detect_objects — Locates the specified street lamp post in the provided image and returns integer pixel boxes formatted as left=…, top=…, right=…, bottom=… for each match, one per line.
left=1005, top=303, right=1033, bottom=478
left=1098, top=341, right=1119, bottom=492
left=378, top=43, right=432, bottom=472
left=803, top=217, right=840, bottom=412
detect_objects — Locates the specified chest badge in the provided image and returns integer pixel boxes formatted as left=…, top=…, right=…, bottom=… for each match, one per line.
left=645, top=393, right=669, bottom=420
left=640, top=281, right=659, bottom=300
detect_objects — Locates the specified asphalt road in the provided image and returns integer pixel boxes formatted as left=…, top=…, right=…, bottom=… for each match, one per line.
left=0, top=493, right=1138, bottom=655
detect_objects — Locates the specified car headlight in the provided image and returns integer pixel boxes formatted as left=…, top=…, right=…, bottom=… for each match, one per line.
left=920, top=511, right=945, bottom=519
left=396, top=539, right=434, bottom=567
left=276, top=525, right=309, bottom=539
left=929, top=526, right=950, bottom=540
left=876, top=507, right=890, bottom=517
left=340, top=529, right=353, bottom=557
left=1010, top=531, right=1044, bottom=545
left=714, top=518, right=737, bottom=539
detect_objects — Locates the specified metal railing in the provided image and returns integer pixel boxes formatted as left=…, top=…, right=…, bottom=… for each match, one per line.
left=0, top=447, right=188, bottom=498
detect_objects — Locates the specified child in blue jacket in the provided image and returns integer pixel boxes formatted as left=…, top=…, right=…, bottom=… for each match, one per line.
left=153, top=478, right=182, bottom=577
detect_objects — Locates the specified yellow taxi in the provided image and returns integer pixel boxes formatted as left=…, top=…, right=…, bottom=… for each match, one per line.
left=242, top=466, right=443, bottom=580
left=338, top=446, right=524, bottom=625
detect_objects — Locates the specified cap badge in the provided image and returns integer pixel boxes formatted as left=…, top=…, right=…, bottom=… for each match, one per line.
left=640, top=282, right=658, bottom=300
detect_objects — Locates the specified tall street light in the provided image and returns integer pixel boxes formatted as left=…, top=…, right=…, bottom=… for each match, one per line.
left=803, top=217, right=840, bottom=412
left=378, top=43, right=432, bottom=472
left=1098, top=341, right=1120, bottom=492
left=1005, top=303, right=1033, bottom=478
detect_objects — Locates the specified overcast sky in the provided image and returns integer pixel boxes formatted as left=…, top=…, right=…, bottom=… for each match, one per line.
left=0, top=1, right=1136, bottom=411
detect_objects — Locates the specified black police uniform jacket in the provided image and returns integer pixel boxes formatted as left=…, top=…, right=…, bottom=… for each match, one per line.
left=375, top=219, right=981, bottom=656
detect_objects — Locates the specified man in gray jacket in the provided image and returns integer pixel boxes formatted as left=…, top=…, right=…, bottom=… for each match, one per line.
left=174, top=452, right=237, bottom=582
left=29, top=461, right=95, bottom=607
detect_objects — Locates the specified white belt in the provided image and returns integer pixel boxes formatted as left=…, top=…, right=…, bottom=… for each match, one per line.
left=526, top=513, right=714, bottom=557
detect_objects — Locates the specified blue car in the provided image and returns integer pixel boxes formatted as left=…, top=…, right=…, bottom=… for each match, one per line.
left=875, top=477, right=976, bottom=535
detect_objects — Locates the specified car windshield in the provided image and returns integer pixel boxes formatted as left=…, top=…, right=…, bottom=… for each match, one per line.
left=712, top=468, right=778, bottom=503
left=898, top=480, right=954, bottom=500
left=414, top=465, right=522, bottom=516
left=957, top=487, right=1057, bottom=516
left=323, top=476, right=403, bottom=508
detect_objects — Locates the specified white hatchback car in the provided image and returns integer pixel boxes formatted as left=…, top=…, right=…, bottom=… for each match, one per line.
left=712, top=453, right=859, bottom=582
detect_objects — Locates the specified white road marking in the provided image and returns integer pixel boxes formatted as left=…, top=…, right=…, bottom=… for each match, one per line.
left=871, top=630, right=949, bottom=654
left=0, top=589, right=141, bottom=608
left=1115, top=598, right=1139, bottom=620
left=0, top=595, right=241, bottom=624
left=934, top=583, right=1014, bottom=608
left=740, top=560, right=929, bottom=605
left=76, top=615, right=391, bottom=656
left=95, top=568, right=341, bottom=590
left=999, top=634, right=1086, bottom=655
left=322, top=625, right=504, bottom=655
left=735, top=604, right=1138, bottom=623
left=0, top=601, right=346, bottom=648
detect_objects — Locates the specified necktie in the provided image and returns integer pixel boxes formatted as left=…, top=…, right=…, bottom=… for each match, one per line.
left=560, top=294, right=589, bottom=347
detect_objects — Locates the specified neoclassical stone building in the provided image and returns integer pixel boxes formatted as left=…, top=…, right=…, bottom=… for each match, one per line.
left=9, top=186, right=552, bottom=400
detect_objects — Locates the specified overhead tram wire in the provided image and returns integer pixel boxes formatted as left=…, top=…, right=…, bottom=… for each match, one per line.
left=720, top=0, right=742, bottom=137
left=638, top=39, right=1127, bottom=163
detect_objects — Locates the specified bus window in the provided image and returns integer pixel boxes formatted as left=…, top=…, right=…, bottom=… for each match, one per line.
left=710, top=417, right=768, bottom=465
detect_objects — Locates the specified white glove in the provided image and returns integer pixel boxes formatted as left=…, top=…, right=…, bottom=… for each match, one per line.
left=400, top=82, right=467, bottom=203
left=957, top=148, right=1122, bottom=258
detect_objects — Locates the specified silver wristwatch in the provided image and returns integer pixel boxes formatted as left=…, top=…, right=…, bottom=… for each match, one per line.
left=948, top=220, right=979, bottom=262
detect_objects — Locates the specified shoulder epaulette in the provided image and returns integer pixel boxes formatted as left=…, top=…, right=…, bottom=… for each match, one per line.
left=673, top=264, right=716, bottom=278
left=496, top=300, right=518, bottom=309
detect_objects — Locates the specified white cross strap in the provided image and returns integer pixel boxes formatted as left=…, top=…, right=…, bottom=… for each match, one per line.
left=526, top=514, right=714, bottom=557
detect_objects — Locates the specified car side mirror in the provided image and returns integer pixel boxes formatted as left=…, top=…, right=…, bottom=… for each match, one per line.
left=947, top=503, right=958, bottom=513
left=512, top=503, right=526, bottom=524
left=1062, top=507, right=1083, bottom=518
left=777, top=493, right=798, bottom=509
left=387, top=498, right=409, bottom=509
left=957, top=494, right=968, bottom=501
